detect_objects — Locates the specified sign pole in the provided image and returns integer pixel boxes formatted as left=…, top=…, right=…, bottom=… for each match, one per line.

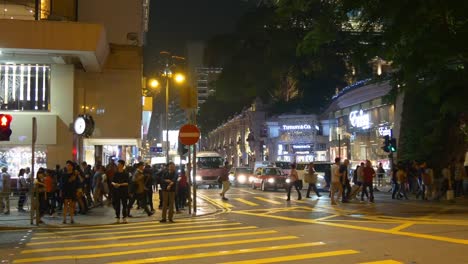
left=192, top=144, right=197, bottom=214
left=30, top=117, right=37, bottom=225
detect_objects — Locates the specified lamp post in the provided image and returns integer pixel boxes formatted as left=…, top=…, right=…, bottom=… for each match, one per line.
left=148, top=71, right=185, bottom=163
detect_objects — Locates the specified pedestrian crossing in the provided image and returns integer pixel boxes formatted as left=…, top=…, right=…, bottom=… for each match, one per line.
left=14, top=217, right=403, bottom=264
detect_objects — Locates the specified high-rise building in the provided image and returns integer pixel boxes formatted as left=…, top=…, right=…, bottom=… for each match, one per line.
left=195, top=67, right=222, bottom=106
left=0, top=0, right=150, bottom=173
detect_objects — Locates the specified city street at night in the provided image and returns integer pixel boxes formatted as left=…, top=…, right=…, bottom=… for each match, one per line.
left=0, top=0, right=467, bottom=264
left=2, top=188, right=467, bottom=264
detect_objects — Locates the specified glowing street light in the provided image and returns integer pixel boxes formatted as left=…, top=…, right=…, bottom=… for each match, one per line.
left=148, top=78, right=159, bottom=89
left=174, top=73, right=186, bottom=84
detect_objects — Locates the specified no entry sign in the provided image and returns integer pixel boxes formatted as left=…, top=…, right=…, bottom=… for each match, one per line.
left=178, top=124, right=200, bottom=145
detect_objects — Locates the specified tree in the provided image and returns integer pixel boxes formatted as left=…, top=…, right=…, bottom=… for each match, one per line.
left=282, top=0, right=468, bottom=166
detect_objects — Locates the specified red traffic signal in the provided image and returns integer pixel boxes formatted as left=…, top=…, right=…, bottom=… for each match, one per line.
left=0, top=114, right=13, bottom=141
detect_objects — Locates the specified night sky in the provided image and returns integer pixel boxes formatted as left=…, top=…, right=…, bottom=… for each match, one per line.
left=144, top=0, right=253, bottom=72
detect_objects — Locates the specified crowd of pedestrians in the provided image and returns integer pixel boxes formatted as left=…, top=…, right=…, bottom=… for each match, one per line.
left=0, top=159, right=192, bottom=224
left=390, top=158, right=468, bottom=202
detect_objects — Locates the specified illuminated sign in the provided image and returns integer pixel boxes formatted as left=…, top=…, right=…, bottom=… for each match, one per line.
left=378, top=126, right=392, bottom=137
left=282, top=124, right=312, bottom=130
left=292, top=145, right=311, bottom=149
left=349, top=110, right=370, bottom=129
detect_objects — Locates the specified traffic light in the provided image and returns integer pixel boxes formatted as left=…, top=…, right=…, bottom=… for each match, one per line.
left=0, top=114, right=12, bottom=141
left=389, top=138, right=397, bottom=152
left=382, top=135, right=390, bottom=153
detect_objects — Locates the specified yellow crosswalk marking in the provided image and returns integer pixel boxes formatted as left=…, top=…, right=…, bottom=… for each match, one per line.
left=109, top=242, right=323, bottom=264
left=359, top=261, right=403, bottom=264
left=26, top=226, right=258, bottom=246
left=390, top=223, right=414, bottom=232
left=32, top=217, right=217, bottom=231
left=220, top=249, right=360, bottom=264
left=14, top=236, right=302, bottom=263
left=235, top=198, right=259, bottom=206
left=32, top=222, right=242, bottom=240
left=21, top=230, right=278, bottom=254
left=255, top=196, right=282, bottom=205
left=34, top=219, right=226, bottom=235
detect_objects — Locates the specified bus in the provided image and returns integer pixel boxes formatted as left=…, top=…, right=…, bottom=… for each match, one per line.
left=195, top=151, right=224, bottom=187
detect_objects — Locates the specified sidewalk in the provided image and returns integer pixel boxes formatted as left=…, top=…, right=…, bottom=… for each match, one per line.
left=0, top=196, right=219, bottom=230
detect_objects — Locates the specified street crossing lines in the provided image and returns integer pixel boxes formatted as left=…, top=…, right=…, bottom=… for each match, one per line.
left=15, top=236, right=302, bottom=263
left=26, top=225, right=259, bottom=246
left=31, top=222, right=243, bottom=240
left=15, top=216, right=405, bottom=264
left=234, top=198, right=259, bottom=206
left=33, top=219, right=228, bottom=236
left=219, top=250, right=360, bottom=264
left=254, top=196, right=282, bottom=204
left=359, top=261, right=403, bottom=264
left=21, top=230, right=279, bottom=254
left=108, top=243, right=325, bottom=264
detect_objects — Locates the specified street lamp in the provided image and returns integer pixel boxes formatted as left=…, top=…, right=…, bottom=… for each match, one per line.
left=150, top=71, right=186, bottom=163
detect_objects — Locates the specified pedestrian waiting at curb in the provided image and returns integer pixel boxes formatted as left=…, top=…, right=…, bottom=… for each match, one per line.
left=160, top=162, right=177, bottom=223
left=112, top=160, right=129, bottom=224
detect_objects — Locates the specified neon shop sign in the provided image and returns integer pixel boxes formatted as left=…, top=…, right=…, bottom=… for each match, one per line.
left=349, top=110, right=370, bottom=129
left=282, top=124, right=312, bottom=130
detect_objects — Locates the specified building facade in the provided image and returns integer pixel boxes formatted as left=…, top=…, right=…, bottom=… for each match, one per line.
left=206, top=99, right=266, bottom=167
left=265, top=115, right=329, bottom=163
left=0, top=0, right=149, bottom=176
left=322, top=80, right=403, bottom=169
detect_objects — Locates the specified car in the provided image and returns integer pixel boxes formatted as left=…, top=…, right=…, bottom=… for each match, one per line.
left=228, top=167, right=254, bottom=186
left=251, top=167, right=289, bottom=191
left=304, top=162, right=332, bottom=191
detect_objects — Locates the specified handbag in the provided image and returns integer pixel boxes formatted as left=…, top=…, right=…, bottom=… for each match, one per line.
left=217, top=176, right=223, bottom=183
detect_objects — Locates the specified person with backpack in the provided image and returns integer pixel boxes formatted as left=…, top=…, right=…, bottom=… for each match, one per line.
left=127, top=162, right=153, bottom=217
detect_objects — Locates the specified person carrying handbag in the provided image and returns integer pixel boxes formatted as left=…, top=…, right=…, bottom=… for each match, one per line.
left=305, top=162, right=321, bottom=198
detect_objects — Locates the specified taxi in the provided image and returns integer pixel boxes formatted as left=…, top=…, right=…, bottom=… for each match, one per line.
left=251, top=166, right=289, bottom=191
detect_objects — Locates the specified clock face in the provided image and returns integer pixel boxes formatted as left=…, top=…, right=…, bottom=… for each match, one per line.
left=74, top=117, right=86, bottom=135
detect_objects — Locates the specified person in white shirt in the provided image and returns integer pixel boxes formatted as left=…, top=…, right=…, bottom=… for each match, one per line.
left=330, top=158, right=343, bottom=205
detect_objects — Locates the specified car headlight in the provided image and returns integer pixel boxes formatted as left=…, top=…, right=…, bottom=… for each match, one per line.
left=267, top=178, right=275, bottom=183
left=238, top=175, right=247, bottom=183
left=249, top=176, right=255, bottom=182
left=229, top=175, right=235, bottom=182
left=195, top=175, right=202, bottom=181
left=285, top=179, right=291, bottom=183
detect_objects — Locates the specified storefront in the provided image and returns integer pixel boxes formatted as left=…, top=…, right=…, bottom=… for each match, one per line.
left=265, top=115, right=329, bottom=163
left=323, top=80, right=402, bottom=169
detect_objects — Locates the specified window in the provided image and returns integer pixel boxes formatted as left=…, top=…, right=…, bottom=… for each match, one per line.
left=0, top=64, right=50, bottom=111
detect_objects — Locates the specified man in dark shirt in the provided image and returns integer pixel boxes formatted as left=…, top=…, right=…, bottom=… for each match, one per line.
left=160, top=162, right=178, bottom=223
left=112, top=160, right=129, bottom=223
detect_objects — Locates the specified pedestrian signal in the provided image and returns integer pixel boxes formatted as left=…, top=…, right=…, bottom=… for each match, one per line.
left=0, top=114, right=12, bottom=141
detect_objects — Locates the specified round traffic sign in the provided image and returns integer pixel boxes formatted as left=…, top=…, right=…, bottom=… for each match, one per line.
left=178, top=124, right=200, bottom=145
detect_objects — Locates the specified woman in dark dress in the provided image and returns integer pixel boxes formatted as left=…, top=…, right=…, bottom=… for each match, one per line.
left=34, top=169, right=47, bottom=223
